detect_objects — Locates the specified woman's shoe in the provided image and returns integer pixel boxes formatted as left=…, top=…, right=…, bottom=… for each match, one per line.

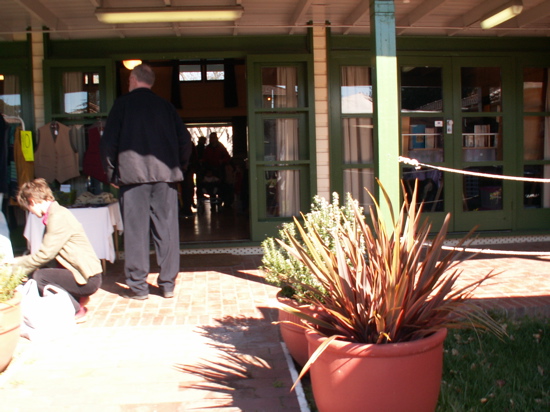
left=75, top=307, right=88, bottom=324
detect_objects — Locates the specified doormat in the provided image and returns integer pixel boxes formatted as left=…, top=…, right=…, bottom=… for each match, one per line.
left=180, top=253, right=242, bottom=268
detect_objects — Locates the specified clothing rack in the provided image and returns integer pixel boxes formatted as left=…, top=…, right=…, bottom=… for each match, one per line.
left=2, top=114, right=25, bottom=131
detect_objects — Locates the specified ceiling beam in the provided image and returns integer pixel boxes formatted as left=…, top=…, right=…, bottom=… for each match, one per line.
left=289, top=0, right=313, bottom=34
left=15, top=0, right=69, bottom=31
left=396, top=0, right=447, bottom=35
left=446, top=0, right=507, bottom=36
left=500, top=0, right=550, bottom=28
left=343, top=0, right=370, bottom=35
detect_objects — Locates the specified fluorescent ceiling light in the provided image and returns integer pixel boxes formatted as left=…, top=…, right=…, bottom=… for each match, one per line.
left=480, top=0, right=523, bottom=29
left=122, top=60, right=142, bottom=70
left=96, top=6, right=244, bottom=24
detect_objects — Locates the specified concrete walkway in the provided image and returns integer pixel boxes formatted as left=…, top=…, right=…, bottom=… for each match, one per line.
left=1, top=243, right=549, bottom=411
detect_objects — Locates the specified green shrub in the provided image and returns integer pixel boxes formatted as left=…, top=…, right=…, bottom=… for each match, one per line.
left=261, top=192, right=363, bottom=303
left=0, top=257, right=26, bottom=303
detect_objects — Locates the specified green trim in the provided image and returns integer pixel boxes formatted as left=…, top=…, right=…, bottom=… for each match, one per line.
left=45, top=35, right=310, bottom=60
left=247, top=54, right=316, bottom=241
left=371, top=0, right=400, bottom=221
left=43, top=59, right=116, bottom=123
left=0, top=39, right=34, bottom=132
left=0, top=41, right=29, bottom=59
left=330, top=34, right=550, bottom=53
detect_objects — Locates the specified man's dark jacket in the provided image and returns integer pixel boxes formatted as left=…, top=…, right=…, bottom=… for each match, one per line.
left=100, top=87, right=192, bottom=186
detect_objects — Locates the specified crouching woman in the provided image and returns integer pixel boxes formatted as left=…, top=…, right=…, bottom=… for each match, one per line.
left=12, top=178, right=103, bottom=323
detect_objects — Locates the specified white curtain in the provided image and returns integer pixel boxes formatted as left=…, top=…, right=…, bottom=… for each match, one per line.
left=344, top=169, right=375, bottom=209
left=272, top=67, right=300, bottom=216
left=275, top=67, right=298, bottom=108
left=341, top=66, right=374, bottom=207
left=274, top=118, right=299, bottom=216
left=63, top=72, right=84, bottom=114
left=341, top=66, right=372, bottom=114
left=343, top=118, right=373, bottom=164
left=278, top=170, right=300, bottom=216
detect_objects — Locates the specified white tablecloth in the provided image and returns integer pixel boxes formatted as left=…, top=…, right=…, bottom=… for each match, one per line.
left=24, top=202, right=123, bottom=263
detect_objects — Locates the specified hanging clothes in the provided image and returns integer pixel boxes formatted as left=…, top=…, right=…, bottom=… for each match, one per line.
left=70, top=124, right=86, bottom=170
left=7, top=124, right=18, bottom=202
left=82, top=122, right=109, bottom=184
left=35, top=121, right=80, bottom=183
left=13, top=126, right=35, bottom=190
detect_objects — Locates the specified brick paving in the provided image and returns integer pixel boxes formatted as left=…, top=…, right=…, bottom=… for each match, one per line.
left=1, top=244, right=549, bottom=412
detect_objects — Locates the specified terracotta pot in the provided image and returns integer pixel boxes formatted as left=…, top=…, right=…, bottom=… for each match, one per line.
left=276, top=291, right=312, bottom=367
left=0, top=290, right=22, bottom=372
left=306, top=327, right=448, bottom=412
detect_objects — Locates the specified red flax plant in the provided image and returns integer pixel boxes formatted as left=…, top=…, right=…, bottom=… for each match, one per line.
left=276, top=180, right=505, bottom=384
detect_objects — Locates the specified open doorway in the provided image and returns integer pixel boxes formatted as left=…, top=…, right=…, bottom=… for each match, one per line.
left=180, top=123, right=250, bottom=244
left=116, top=58, right=250, bottom=244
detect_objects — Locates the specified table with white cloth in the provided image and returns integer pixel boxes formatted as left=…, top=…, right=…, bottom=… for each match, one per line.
left=23, top=202, right=123, bottom=271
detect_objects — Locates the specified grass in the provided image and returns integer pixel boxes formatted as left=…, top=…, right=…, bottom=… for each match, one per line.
left=303, top=314, right=549, bottom=412
left=438, top=313, right=549, bottom=411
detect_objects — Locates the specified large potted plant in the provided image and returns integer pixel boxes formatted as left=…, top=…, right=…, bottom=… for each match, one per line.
left=261, top=193, right=361, bottom=366
left=277, top=181, right=505, bottom=412
left=0, top=260, right=25, bottom=372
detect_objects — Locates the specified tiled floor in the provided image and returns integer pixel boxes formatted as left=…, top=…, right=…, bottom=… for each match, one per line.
left=1, top=244, right=549, bottom=412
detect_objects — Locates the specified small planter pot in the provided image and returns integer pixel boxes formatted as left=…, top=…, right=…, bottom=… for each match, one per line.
left=306, top=327, right=448, bottom=412
left=276, top=291, right=314, bottom=367
left=0, top=291, right=22, bottom=372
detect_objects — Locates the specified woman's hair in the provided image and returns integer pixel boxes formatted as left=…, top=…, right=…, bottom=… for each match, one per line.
left=17, top=178, right=55, bottom=210
left=131, top=63, right=155, bottom=86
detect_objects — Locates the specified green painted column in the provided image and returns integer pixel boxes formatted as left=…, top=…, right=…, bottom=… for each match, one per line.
left=370, top=0, right=400, bottom=222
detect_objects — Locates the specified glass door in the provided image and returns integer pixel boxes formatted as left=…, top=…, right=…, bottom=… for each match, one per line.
left=400, top=58, right=452, bottom=230
left=399, top=57, right=514, bottom=232
left=452, top=58, right=513, bottom=231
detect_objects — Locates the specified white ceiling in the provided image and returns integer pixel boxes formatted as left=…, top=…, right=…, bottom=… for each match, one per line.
left=1, top=0, right=549, bottom=41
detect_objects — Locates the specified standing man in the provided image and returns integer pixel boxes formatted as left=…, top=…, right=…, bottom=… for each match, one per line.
left=101, top=63, right=192, bottom=299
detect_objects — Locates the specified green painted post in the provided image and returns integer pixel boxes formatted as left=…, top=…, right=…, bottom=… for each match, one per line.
left=370, top=0, right=400, bottom=223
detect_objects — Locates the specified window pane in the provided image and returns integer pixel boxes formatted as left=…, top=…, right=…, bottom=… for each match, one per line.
left=265, top=170, right=300, bottom=217
left=463, top=166, right=503, bottom=211
left=341, top=66, right=372, bottom=114
left=63, top=72, right=100, bottom=114
left=343, top=168, right=375, bottom=210
left=524, top=116, right=550, bottom=160
left=400, top=66, right=443, bottom=113
left=524, top=165, right=550, bottom=209
left=262, top=67, right=298, bottom=108
left=461, top=67, right=501, bottom=113
left=343, top=118, right=373, bottom=163
left=523, top=67, right=549, bottom=112
left=0, top=74, right=21, bottom=116
left=402, top=168, right=444, bottom=212
left=263, top=118, right=299, bottom=161
left=179, top=64, right=202, bottom=81
left=462, top=117, right=502, bottom=162
left=401, top=117, right=444, bottom=163
left=206, top=64, right=224, bottom=81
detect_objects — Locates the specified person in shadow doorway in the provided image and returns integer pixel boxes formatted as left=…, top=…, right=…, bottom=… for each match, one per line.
left=180, top=141, right=198, bottom=217
left=200, top=132, right=231, bottom=212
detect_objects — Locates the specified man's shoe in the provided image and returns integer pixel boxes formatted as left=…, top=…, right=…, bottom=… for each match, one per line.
left=163, top=290, right=175, bottom=299
left=121, top=291, right=148, bottom=300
